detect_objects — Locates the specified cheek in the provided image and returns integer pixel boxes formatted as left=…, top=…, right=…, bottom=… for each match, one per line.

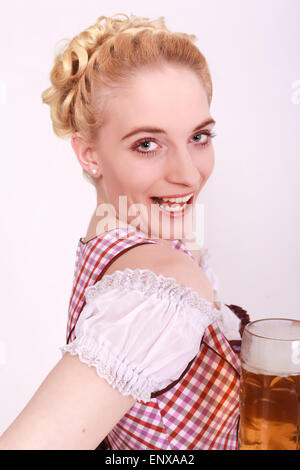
left=197, top=148, right=215, bottom=180
left=105, top=157, right=153, bottom=194
left=124, top=157, right=160, bottom=188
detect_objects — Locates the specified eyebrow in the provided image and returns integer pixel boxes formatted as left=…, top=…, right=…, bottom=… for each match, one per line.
left=121, top=118, right=216, bottom=141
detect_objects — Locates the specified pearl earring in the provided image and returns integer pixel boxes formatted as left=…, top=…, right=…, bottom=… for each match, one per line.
left=91, top=168, right=97, bottom=175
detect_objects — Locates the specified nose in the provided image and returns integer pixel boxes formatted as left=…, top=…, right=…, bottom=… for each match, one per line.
left=166, top=147, right=202, bottom=188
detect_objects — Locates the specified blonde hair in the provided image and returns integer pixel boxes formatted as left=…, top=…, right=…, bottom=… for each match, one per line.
left=42, top=13, right=213, bottom=185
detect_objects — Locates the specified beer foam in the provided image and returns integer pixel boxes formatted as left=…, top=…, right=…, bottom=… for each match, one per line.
left=241, top=319, right=300, bottom=375
left=249, top=319, right=300, bottom=341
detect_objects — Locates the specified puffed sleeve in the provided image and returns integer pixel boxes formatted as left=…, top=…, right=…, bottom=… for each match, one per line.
left=60, top=268, right=217, bottom=403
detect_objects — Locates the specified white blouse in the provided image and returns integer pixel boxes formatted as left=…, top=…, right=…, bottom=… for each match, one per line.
left=60, top=266, right=241, bottom=403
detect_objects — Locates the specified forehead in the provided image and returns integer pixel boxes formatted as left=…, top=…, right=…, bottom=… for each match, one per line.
left=101, top=64, right=210, bottom=134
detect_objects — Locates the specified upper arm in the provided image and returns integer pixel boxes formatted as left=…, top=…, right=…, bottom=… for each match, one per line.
left=0, top=243, right=213, bottom=450
left=105, top=242, right=215, bottom=303
left=0, top=352, right=135, bottom=450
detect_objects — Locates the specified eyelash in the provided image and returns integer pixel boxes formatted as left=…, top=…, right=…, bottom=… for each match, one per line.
left=131, top=130, right=217, bottom=157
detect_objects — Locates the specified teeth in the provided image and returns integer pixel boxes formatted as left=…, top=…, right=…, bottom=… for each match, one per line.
left=150, top=193, right=194, bottom=213
left=160, top=194, right=193, bottom=203
left=159, top=203, right=188, bottom=212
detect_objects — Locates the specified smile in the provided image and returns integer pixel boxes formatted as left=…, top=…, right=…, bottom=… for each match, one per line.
left=150, top=193, right=194, bottom=215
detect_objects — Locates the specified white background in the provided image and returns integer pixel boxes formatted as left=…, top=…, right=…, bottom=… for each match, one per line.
left=0, top=0, right=299, bottom=434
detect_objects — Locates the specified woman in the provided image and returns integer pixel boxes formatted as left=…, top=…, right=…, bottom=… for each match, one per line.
left=0, top=13, right=249, bottom=450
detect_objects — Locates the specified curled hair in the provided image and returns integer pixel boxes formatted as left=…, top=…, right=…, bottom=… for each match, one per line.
left=42, top=13, right=213, bottom=183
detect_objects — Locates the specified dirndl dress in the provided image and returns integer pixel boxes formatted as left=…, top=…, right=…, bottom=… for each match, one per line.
left=60, top=227, right=250, bottom=450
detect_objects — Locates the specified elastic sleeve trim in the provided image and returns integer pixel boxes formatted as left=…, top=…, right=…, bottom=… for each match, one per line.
left=60, top=334, right=159, bottom=403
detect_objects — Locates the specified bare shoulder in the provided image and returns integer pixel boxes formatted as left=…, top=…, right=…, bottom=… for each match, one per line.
left=104, top=242, right=214, bottom=303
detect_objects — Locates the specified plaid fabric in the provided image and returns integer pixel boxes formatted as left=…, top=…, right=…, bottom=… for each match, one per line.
left=66, top=228, right=157, bottom=344
left=65, top=228, right=240, bottom=450
left=104, top=323, right=240, bottom=450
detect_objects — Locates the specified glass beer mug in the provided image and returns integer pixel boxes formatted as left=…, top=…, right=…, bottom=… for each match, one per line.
left=239, top=318, right=300, bottom=450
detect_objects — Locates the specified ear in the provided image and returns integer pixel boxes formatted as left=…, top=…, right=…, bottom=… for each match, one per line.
left=71, top=132, right=101, bottom=177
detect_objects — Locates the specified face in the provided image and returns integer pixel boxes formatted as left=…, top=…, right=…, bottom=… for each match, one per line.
left=80, top=64, right=215, bottom=243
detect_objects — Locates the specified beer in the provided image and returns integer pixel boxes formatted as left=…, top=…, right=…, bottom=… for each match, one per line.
left=239, top=368, right=300, bottom=450
left=239, top=319, right=300, bottom=450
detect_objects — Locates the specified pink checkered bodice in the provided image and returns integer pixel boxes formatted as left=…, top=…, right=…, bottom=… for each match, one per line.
left=65, top=227, right=241, bottom=450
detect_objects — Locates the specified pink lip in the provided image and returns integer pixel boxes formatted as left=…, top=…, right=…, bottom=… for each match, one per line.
left=151, top=191, right=195, bottom=199
left=151, top=197, right=194, bottom=218
left=149, top=193, right=196, bottom=219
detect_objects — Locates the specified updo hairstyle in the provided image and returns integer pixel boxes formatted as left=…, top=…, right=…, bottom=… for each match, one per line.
left=42, top=13, right=212, bottom=185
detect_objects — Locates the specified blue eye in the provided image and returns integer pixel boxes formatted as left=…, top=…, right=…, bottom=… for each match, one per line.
left=193, top=131, right=217, bottom=147
left=136, top=140, right=158, bottom=153
left=131, top=131, right=216, bottom=157
left=131, top=138, right=159, bottom=157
